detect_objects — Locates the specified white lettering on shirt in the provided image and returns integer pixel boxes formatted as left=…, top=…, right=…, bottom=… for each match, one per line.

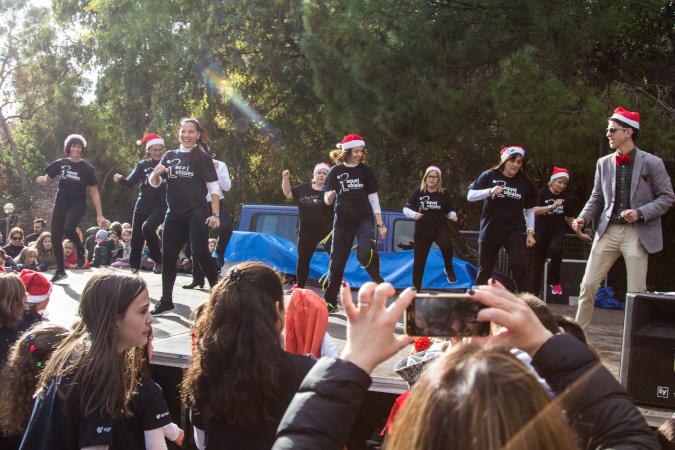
left=337, top=173, right=364, bottom=194
left=165, top=159, right=194, bottom=179
left=60, top=165, right=81, bottom=181
left=419, top=196, right=441, bottom=211
left=492, top=180, right=521, bottom=200
left=544, top=199, right=563, bottom=214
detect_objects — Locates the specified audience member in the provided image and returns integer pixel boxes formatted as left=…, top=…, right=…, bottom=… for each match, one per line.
left=182, top=262, right=316, bottom=450
left=553, top=313, right=602, bottom=361
left=121, top=222, right=132, bottom=230
left=30, top=232, right=57, bottom=271
left=83, top=226, right=99, bottom=263
left=23, top=219, right=47, bottom=246
left=0, top=273, right=32, bottom=366
left=20, top=271, right=153, bottom=448
left=14, top=248, right=40, bottom=272
left=656, top=418, right=675, bottom=450
left=91, top=230, right=111, bottom=268
left=273, top=280, right=658, bottom=449
left=2, top=228, right=25, bottom=259
left=19, top=270, right=52, bottom=324
left=62, top=240, right=90, bottom=269
left=284, top=288, right=338, bottom=359
left=107, top=221, right=123, bottom=240
left=112, top=326, right=184, bottom=448
left=0, top=323, right=68, bottom=449
left=0, top=249, right=20, bottom=273
left=110, top=229, right=132, bottom=268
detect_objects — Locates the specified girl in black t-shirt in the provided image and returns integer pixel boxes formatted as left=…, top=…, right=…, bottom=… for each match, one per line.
left=322, top=134, right=386, bottom=312
left=531, top=167, right=592, bottom=297
left=113, top=133, right=168, bottom=274
left=467, top=146, right=537, bottom=292
left=182, top=262, right=315, bottom=450
left=37, top=135, right=108, bottom=283
left=404, top=166, right=458, bottom=291
left=20, top=271, right=153, bottom=450
left=282, top=163, right=335, bottom=290
left=149, top=119, right=220, bottom=315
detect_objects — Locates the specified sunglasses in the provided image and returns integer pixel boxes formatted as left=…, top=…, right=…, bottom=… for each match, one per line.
left=606, top=127, right=629, bottom=134
left=11, top=236, right=22, bottom=241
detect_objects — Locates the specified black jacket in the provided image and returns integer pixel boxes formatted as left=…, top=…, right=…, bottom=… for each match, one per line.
left=274, top=334, right=658, bottom=450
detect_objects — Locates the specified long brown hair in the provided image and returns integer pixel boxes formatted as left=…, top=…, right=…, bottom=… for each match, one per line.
left=180, top=118, right=211, bottom=165
left=32, top=232, right=53, bottom=260
left=329, top=146, right=368, bottom=165
left=386, top=343, right=579, bottom=450
left=36, top=271, right=147, bottom=418
left=492, top=153, right=538, bottom=191
left=0, top=323, right=69, bottom=435
left=0, top=273, right=26, bottom=329
left=182, top=262, right=285, bottom=427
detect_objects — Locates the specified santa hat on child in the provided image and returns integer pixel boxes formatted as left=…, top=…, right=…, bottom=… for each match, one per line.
left=425, top=165, right=442, bottom=177
left=500, top=146, right=525, bottom=162
left=19, top=270, right=53, bottom=303
left=63, top=134, right=87, bottom=154
left=610, top=107, right=640, bottom=129
left=550, top=167, right=569, bottom=181
left=137, top=133, right=165, bottom=149
left=313, top=162, right=331, bottom=176
left=336, top=134, right=365, bottom=151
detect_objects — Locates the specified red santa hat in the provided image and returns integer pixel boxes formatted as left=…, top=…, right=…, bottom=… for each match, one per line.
left=136, top=133, right=165, bottom=149
left=550, top=166, right=569, bottom=181
left=336, top=134, right=365, bottom=151
left=610, top=107, right=639, bottom=129
left=63, top=134, right=87, bottom=154
left=500, top=146, right=525, bottom=162
left=425, top=165, right=442, bottom=177
left=313, top=162, right=332, bottom=176
left=19, top=270, right=53, bottom=303
left=0, top=266, right=6, bottom=274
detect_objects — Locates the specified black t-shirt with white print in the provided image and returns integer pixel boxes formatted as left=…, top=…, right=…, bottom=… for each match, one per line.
left=45, top=158, right=98, bottom=209
left=468, top=169, right=536, bottom=244
left=118, top=158, right=168, bottom=215
left=534, top=188, right=575, bottom=244
left=405, top=187, right=456, bottom=241
left=20, top=375, right=113, bottom=449
left=112, top=380, right=173, bottom=450
left=159, top=149, right=218, bottom=218
left=291, top=182, right=335, bottom=235
left=323, top=163, right=378, bottom=227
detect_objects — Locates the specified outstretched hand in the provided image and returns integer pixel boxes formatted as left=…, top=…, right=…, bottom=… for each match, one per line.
left=340, top=282, right=415, bottom=374
left=113, top=174, right=123, bottom=182
left=470, top=279, right=553, bottom=356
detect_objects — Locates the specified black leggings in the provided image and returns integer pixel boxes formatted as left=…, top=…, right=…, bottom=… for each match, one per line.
left=412, top=226, right=455, bottom=292
left=296, top=225, right=333, bottom=288
left=531, top=233, right=564, bottom=297
left=129, top=209, right=165, bottom=271
left=192, top=201, right=234, bottom=284
left=476, top=240, right=529, bottom=293
left=161, top=214, right=218, bottom=302
left=51, top=206, right=86, bottom=272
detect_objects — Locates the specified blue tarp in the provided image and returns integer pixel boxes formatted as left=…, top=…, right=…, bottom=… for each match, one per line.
left=224, top=231, right=476, bottom=289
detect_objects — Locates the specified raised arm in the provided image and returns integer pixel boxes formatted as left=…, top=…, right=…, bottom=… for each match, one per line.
left=281, top=170, right=293, bottom=199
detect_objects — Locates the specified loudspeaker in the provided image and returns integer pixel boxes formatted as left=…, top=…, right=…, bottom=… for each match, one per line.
left=620, top=293, right=675, bottom=408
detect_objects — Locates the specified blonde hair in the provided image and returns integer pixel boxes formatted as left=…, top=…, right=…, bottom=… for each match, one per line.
left=208, top=238, right=217, bottom=245
left=386, top=343, right=579, bottom=450
left=420, top=169, right=446, bottom=194
left=329, top=147, right=367, bottom=165
left=14, top=247, right=37, bottom=264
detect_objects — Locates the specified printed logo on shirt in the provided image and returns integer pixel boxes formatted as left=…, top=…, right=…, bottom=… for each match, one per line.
left=419, top=196, right=441, bottom=211
left=144, top=166, right=164, bottom=185
left=299, top=195, right=322, bottom=207
left=60, top=165, right=81, bottom=181
left=337, top=173, right=364, bottom=194
left=97, top=426, right=112, bottom=434
left=491, top=180, right=521, bottom=200
left=544, top=199, right=563, bottom=214
left=165, top=158, right=194, bottom=179
left=156, top=412, right=170, bottom=419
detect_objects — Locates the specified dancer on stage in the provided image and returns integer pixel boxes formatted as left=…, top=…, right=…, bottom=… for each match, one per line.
left=531, top=167, right=591, bottom=297
left=282, top=163, right=334, bottom=290
left=37, top=134, right=108, bottom=283
left=113, top=133, right=168, bottom=274
left=573, top=107, right=674, bottom=333
left=149, top=119, right=220, bottom=315
left=467, top=146, right=537, bottom=292
left=403, top=165, right=458, bottom=291
left=323, top=134, right=385, bottom=313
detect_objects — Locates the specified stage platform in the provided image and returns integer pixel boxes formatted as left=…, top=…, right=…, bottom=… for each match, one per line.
left=42, top=266, right=671, bottom=427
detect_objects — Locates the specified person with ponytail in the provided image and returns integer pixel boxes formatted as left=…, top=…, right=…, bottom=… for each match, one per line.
left=149, top=119, right=220, bottom=315
left=37, top=134, right=108, bottom=283
left=281, top=163, right=335, bottom=291
left=113, top=133, right=168, bottom=275
left=322, top=134, right=386, bottom=313
left=20, top=271, right=153, bottom=449
left=467, top=146, right=537, bottom=292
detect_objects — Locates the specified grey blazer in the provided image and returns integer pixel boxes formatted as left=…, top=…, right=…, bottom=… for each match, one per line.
left=579, top=148, right=674, bottom=253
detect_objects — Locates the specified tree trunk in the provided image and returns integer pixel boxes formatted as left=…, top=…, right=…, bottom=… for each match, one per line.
left=0, top=111, right=29, bottom=194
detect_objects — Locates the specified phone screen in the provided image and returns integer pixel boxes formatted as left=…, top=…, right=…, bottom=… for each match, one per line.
left=405, top=293, right=490, bottom=337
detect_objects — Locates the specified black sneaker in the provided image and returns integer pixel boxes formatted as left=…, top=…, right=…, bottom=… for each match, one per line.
left=444, top=268, right=457, bottom=284
left=153, top=262, right=162, bottom=274
left=150, top=298, right=175, bottom=315
left=76, top=252, right=86, bottom=269
left=216, top=252, right=225, bottom=268
left=51, top=270, right=68, bottom=283
left=131, top=268, right=139, bottom=275
left=326, top=302, right=338, bottom=314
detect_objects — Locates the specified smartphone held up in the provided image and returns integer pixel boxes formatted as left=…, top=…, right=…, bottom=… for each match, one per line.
left=405, top=293, right=490, bottom=337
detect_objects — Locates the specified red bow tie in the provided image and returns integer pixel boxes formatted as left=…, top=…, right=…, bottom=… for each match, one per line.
left=616, top=153, right=631, bottom=166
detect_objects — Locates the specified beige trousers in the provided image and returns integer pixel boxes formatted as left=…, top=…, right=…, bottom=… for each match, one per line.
left=575, top=223, right=648, bottom=333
